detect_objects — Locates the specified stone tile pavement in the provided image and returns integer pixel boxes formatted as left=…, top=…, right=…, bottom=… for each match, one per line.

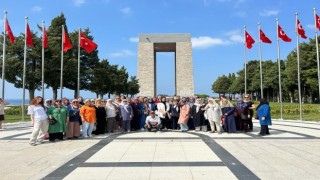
left=0, top=119, right=319, bottom=180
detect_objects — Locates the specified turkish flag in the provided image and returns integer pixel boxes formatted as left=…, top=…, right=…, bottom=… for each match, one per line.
left=26, top=23, right=34, bottom=48
left=245, top=31, right=255, bottom=49
left=278, top=25, right=291, bottom=42
left=297, top=19, right=307, bottom=39
left=63, top=28, right=72, bottom=52
left=316, top=14, right=320, bottom=30
left=43, top=26, right=48, bottom=48
left=260, top=29, right=272, bottom=43
left=5, top=19, right=15, bottom=44
left=80, top=32, right=98, bottom=53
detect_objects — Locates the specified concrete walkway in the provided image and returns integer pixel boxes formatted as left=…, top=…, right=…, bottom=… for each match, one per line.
left=0, top=119, right=320, bottom=180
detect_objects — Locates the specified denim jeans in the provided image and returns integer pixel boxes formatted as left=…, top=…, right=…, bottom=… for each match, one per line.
left=180, top=124, right=189, bottom=131
left=82, top=121, right=94, bottom=137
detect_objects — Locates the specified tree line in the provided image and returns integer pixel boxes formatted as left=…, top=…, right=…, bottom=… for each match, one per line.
left=0, top=13, right=139, bottom=100
left=212, top=37, right=320, bottom=103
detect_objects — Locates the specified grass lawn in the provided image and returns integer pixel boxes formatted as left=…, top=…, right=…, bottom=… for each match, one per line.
left=4, top=115, right=31, bottom=123
left=259, top=102, right=320, bottom=121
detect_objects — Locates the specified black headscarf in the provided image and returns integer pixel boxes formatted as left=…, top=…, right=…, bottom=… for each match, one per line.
left=256, top=98, right=269, bottom=111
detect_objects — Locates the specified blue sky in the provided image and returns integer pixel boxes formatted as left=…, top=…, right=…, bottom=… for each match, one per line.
left=1, top=0, right=319, bottom=99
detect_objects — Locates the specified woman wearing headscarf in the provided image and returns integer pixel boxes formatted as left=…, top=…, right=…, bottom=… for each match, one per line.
left=205, top=98, right=222, bottom=133
left=178, top=100, right=190, bottom=132
left=130, top=98, right=140, bottom=131
left=66, top=99, right=81, bottom=139
left=190, top=99, right=206, bottom=131
left=80, top=99, right=96, bottom=138
left=47, top=100, right=69, bottom=142
left=221, top=98, right=236, bottom=133
left=94, top=98, right=107, bottom=135
left=118, top=99, right=133, bottom=132
left=156, top=97, right=171, bottom=130
left=234, top=98, right=249, bottom=132
left=105, top=99, right=117, bottom=133
left=256, top=98, right=272, bottom=136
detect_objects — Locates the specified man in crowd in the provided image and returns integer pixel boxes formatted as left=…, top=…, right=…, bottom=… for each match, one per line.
left=145, top=111, right=161, bottom=132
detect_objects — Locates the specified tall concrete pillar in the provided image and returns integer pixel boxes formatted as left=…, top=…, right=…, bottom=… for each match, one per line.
left=176, top=42, right=194, bottom=96
left=137, top=42, right=155, bottom=97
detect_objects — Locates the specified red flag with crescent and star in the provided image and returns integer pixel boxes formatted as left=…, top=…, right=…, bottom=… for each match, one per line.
left=80, top=32, right=98, bottom=53
left=278, top=25, right=291, bottom=42
left=297, top=19, right=307, bottom=39
left=5, top=19, right=15, bottom=44
left=245, top=31, right=255, bottom=49
left=260, top=29, right=272, bottom=44
left=315, top=14, right=320, bottom=30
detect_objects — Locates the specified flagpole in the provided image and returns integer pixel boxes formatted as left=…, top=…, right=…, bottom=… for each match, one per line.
left=1, top=11, right=7, bottom=100
left=77, top=28, right=81, bottom=98
left=295, top=12, right=303, bottom=121
left=258, top=22, right=263, bottom=98
left=60, top=25, right=64, bottom=100
left=276, top=18, right=283, bottom=120
left=22, top=17, right=28, bottom=122
left=41, top=21, right=45, bottom=98
left=244, top=25, right=247, bottom=94
left=314, top=8, right=320, bottom=105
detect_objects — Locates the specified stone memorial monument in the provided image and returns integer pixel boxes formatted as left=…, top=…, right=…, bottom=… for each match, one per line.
left=137, top=34, right=194, bottom=97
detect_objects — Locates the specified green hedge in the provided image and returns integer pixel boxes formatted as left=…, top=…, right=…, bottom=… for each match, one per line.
left=4, top=106, right=28, bottom=115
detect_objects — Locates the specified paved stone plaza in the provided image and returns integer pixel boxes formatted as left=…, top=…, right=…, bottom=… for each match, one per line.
left=0, top=119, right=320, bottom=180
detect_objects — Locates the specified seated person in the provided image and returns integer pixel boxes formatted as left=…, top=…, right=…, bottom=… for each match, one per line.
left=145, top=111, right=161, bottom=132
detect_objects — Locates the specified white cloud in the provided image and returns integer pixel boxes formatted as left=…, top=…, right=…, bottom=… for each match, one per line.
left=129, top=37, right=138, bottom=42
left=192, top=36, right=227, bottom=49
left=191, top=30, right=244, bottom=49
left=31, top=6, right=43, bottom=12
left=109, top=49, right=135, bottom=58
left=73, top=0, right=85, bottom=6
left=306, top=24, right=314, bottom=29
left=225, top=30, right=243, bottom=43
left=120, top=7, right=131, bottom=15
left=259, top=9, right=279, bottom=17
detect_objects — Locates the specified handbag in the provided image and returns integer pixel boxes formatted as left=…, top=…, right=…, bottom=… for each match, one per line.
left=48, top=117, right=57, bottom=125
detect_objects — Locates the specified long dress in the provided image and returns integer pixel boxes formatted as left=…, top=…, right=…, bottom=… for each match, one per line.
left=94, top=106, right=106, bottom=135
left=130, top=102, right=140, bottom=131
left=221, top=107, right=236, bottom=133
left=206, top=104, right=222, bottom=132
left=190, top=104, right=206, bottom=130
left=178, top=104, right=190, bottom=124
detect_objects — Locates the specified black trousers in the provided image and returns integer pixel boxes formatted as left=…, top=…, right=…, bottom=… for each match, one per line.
left=49, top=132, right=63, bottom=141
left=248, top=118, right=253, bottom=130
left=171, top=116, right=179, bottom=129
left=160, top=117, right=171, bottom=129
left=147, top=125, right=161, bottom=132
left=260, top=125, right=270, bottom=135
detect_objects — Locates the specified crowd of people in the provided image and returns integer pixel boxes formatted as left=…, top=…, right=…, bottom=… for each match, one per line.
left=27, top=94, right=272, bottom=146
